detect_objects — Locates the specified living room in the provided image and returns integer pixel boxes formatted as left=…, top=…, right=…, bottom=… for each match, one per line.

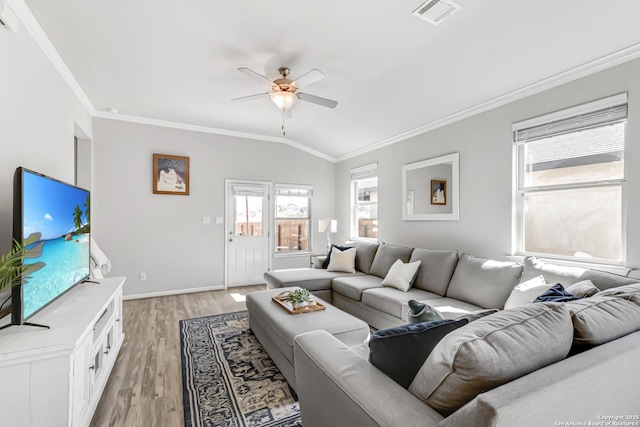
left=1, top=0, right=640, bottom=426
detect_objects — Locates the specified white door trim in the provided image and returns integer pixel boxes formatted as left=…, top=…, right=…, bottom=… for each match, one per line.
left=224, top=179, right=272, bottom=288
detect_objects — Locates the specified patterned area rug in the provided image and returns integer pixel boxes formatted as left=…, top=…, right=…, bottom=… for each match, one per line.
left=180, top=310, right=302, bottom=427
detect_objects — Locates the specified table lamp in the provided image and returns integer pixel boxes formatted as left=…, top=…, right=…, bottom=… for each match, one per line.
left=318, top=219, right=337, bottom=252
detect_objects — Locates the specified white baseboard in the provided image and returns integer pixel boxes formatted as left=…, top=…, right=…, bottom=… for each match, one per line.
left=123, top=285, right=225, bottom=300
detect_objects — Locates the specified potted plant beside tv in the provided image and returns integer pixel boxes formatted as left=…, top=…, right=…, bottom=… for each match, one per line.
left=0, top=235, right=44, bottom=319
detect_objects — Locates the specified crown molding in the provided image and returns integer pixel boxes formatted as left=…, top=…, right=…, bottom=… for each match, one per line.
left=8, top=0, right=95, bottom=115
left=12, top=0, right=640, bottom=165
left=334, top=43, right=640, bottom=163
left=93, top=112, right=337, bottom=162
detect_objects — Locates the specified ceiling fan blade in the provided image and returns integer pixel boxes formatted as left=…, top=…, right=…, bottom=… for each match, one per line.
left=297, top=92, right=338, bottom=109
left=231, top=93, right=270, bottom=102
left=291, top=69, right=325, bottom=89
left=237, top=67, right=274, bottom=85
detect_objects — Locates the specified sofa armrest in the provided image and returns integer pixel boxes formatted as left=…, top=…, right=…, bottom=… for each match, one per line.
left=294, top=330, right=444, bottom=427
left=311, top=255, right=327, bottom=269
left=442, top=329, right=640, bottom=427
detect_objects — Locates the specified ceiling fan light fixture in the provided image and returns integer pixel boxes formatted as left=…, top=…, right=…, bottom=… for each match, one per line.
left=270, top=91, right=298, bottom=110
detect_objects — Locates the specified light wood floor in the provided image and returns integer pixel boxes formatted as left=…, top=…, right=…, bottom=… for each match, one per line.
left=89, top=284, right=266, bottom=427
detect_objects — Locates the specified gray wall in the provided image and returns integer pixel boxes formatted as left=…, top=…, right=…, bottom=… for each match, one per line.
left=92, top=119, right=335, bottom=297
left=336, top=58, right=640, bottom=278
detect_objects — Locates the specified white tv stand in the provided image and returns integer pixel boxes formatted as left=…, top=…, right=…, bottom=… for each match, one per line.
left=0, top=276, right=126, bottom=427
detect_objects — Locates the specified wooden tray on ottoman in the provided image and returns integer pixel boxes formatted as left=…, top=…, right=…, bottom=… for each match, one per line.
left=272, top=292, right=326, bottom=315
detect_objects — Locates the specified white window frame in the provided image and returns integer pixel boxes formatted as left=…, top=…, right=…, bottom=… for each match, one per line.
left=512, top=93, right=628, bottom=266
left=350, top=162, right=379, bottom=241
left=274, top=184, right=313, bottom=255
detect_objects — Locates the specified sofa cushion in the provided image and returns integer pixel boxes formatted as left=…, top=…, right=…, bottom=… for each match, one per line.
left=351, top=240, right=380, bottom=274
left=362, top=287, right=438, bottom=319
left=381, top=259, right=421, bottom=291
left=368, top=319, right=469, bottom=389
left=504, top=275, right=550, bottom=309
left=566, top=279, right=600, bottom=298
left=408, top=303, right=573, bottom=416
left=369, top=243, right=414, bottom=278
left=409, top=249, right=459, bottom=296
left=264, top=268, right=363, bottom=291
left=332, top=275, right=384, bottom=301
left=520, top=256, right=637, bottom=290
left=401, top=297, right=484, bottom=321
left=446, top=253, right=523, bottom=309
left=566, top=295, right=640, bottom=346
left=327, top=247, right=357, bottom=273
left=322, top=244, right=354, bottom=269
left=596, top=282, right=640, bottom=299
left=533, top=283, right=581, bottom=303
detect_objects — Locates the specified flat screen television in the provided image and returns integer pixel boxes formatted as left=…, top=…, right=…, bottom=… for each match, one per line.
left=8, top=167, right=90, bottom=328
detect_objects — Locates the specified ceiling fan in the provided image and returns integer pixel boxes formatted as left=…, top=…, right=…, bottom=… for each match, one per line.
left=232, top=67, right=338, bottom=135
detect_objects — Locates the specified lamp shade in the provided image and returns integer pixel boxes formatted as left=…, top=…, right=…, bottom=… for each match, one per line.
left=318, top=219, right=337, bottom=233
left=270, top=91, right=298, bottom=110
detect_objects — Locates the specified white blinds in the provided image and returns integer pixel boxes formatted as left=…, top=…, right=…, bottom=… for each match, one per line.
left=232, top=185, right=266, bottom=197
left=513, top=93, right=628, bottom=143
left=350, top=162, right=378, bottom=180
left=274, top=184, right=313, bottom=198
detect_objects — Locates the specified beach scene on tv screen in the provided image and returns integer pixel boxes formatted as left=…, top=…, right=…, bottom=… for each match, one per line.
left=22, top=171, right=90, bottom=319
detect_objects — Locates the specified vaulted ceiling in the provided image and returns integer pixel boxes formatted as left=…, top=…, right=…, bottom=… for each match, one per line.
left=23, top=0, right=640, bottom=161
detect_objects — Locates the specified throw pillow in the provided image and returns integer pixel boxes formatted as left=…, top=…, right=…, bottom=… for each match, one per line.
left=504, top=275, right=550, bottom=309
left=322, top=244, right=354, bottom=269
left=326, top=247, right=357, bottom=273
left=380, top=259, right=421, bottom=291
left=408, top=303, right=573, bottom=416
left=566, top=280, right=600, bottom=298
left=368, top=318, right=469, bottom=389
left=534, top=283, right=581, bottom=303
left=407, top=300, right=444, bottom=323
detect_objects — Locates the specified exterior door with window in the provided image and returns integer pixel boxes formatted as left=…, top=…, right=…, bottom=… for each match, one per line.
left=226, top=181, right=270, bottom=287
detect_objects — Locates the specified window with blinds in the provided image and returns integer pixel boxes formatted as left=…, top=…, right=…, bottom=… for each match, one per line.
left=513, top=93, right=627, bottom=263
left=350, top=163, right=379, bottom=239
left=274, top=184, right=312, bottom=253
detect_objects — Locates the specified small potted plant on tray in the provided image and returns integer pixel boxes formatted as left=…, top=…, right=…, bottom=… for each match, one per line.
left=284, top=288, right=312, bottom=310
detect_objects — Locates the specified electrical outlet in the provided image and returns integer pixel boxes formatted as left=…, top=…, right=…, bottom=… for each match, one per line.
left=139, top=272, right=147, bottom=281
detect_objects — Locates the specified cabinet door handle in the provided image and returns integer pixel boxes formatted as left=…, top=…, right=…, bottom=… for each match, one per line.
left=116, top=318, right=120, bottom=322
left=104, top=345, right=111, bottom=355
left=89, top=365, right=95, bottom=370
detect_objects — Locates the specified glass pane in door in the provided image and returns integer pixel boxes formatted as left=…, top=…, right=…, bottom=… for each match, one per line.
left=234, top=196, right=263, bottom=236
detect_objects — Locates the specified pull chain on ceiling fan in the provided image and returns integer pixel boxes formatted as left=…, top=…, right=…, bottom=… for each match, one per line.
left=232, top=67, right=338, bottom=135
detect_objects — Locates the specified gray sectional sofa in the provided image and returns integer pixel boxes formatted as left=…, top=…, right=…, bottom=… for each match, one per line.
left=264, top=240, right=640, bottom=425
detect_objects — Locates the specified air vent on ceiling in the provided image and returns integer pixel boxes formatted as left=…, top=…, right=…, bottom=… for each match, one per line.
left=412, top=0, right=461, bottom=26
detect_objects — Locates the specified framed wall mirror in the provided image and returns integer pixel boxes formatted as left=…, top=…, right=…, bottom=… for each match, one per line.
left=402, top=152, right=459, bottom=220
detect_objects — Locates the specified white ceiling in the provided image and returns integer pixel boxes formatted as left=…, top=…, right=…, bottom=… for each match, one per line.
left=22, top=0, right=640, bottom=161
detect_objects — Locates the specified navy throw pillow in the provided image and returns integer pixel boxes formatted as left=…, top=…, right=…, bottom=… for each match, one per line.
left=368, top=318, right=469, bottom=389
left=534, top=283, right=581, bottom=303
left=322, top=244, right=354, bottom=269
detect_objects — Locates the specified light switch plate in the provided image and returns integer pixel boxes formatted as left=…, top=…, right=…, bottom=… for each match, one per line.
left=202, top=216, right=211, bottom=224
left=215, top=217, right=223, bottom=224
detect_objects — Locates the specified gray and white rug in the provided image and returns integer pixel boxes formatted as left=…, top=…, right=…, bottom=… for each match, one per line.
left=180, top=310, right=301, bottom=427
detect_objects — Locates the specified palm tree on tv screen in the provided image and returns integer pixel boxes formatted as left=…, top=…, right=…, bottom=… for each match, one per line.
left=84, top=196, right=90, bottom=224
left=73, top=205, right=83, bottom=231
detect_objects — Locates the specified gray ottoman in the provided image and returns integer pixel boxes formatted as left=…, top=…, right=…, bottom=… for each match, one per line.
left=246, top=287, right=370, bottom=390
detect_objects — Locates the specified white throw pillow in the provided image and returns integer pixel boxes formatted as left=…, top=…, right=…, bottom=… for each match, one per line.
left=327, top=247, right=357, bottom=273
left=381, top=259, right=422, bottom=292
left=504, top=275, right=550, bottom=309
